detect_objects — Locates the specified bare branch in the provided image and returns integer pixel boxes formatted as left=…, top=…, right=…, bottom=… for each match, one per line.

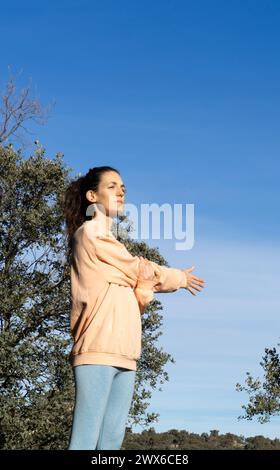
left=0, top=67, right=55, bottom=147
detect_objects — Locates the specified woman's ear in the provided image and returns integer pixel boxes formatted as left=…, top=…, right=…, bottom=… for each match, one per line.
left=85, top=189, right=96, bottom=203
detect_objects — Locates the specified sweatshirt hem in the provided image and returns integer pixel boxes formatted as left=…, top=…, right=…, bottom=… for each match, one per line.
left=70, top=351, right=137, bottom=371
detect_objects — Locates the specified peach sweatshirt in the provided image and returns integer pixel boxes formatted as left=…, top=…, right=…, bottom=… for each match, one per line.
left=69, top=218, right=188, bottom=371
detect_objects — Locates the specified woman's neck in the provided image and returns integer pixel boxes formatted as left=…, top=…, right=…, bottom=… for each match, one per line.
left=91, top=209, right=113, bottom=234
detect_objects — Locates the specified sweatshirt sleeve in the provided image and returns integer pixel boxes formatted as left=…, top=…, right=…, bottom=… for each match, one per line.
left=89, top=232, right=188, bottom=292
left=86, top=231, right=141, bottom=282
left=85, top=229, right=187, bottom=312
left=148, top=261, right=188, bottom=293
left=133, top=283, right=155, bottom=314
left=85, top=231, right=156, bottom=313
left=133, top=261, right=187, bottom=313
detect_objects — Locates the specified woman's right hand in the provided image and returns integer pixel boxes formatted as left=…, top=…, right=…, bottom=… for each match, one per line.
left=182, top=266, right=205, bottom=296
left=138, top=256, right=155, bottom=282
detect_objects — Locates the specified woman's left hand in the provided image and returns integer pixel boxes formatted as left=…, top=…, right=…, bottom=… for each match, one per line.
left=182, top=266, right=205, bottom=295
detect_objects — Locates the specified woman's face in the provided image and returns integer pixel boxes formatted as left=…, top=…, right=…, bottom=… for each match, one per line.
left=86, top=171, right=126, bottom=217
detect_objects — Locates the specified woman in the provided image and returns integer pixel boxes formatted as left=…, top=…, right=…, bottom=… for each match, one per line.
left=64, top=165, right=205, bottom=450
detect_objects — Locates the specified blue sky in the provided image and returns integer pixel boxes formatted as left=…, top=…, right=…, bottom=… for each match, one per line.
left=1, top=0, right=280, bottom=439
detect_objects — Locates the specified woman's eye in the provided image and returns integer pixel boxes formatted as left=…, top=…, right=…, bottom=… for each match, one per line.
left=108, top=186, right=126, bottom=192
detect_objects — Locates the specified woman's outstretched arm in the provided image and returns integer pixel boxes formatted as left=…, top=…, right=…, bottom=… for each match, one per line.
left=135, top=257, right=205, bottom=295
left=134, top=257, right=205, bottom=313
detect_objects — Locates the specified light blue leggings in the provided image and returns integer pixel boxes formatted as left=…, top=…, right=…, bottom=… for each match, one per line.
left=68, top=364, right=136, bottom=450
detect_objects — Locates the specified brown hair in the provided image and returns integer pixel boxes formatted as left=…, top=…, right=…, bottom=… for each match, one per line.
left=64, top=166, right=120, bottom=251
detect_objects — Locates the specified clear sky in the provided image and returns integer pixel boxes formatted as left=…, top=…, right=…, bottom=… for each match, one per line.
left=1, top=0, right=280, bottom=438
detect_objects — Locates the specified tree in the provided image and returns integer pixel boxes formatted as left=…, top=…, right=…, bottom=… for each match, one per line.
left=0, top=67, right=53, bottom=148
left=0, top=145, right=176, bottom=449
left=236, top=341, right=280, bottom=423
left=0, top=143, right=73, bottom=449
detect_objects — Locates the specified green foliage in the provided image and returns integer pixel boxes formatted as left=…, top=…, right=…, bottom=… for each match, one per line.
left=122, top=427, right=280, bottom=450
left=0, top=144, right=74, bottom=449
left=0, top=144, right=175, bottom=448
left=236, top=341, right=280, bottom=423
